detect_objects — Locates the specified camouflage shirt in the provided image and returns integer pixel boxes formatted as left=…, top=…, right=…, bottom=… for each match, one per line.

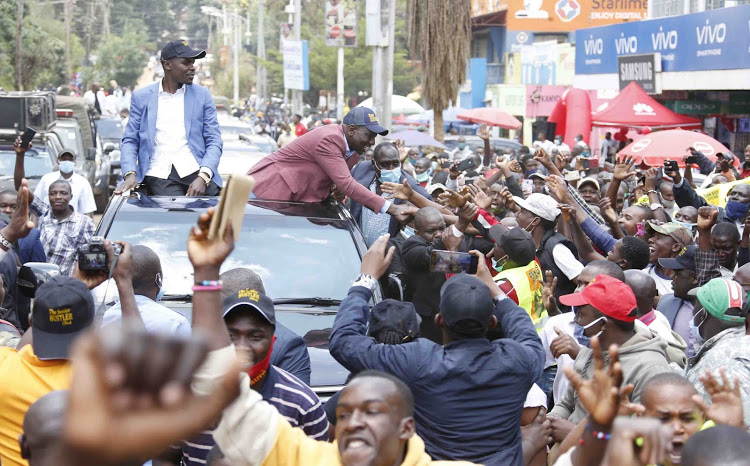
left=684, top=327, right=750, bottom=425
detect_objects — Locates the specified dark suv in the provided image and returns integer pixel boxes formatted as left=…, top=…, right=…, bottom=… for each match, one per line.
left=97, top=194, right=377, bottom=398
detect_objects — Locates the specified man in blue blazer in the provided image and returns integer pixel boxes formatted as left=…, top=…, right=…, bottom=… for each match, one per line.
left=115, top=40, right=223, bottom=196
left=349, top=142, right=431, bottom=245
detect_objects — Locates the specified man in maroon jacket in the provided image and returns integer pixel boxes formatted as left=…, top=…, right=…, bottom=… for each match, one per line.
left=248, top=107, right=411, bottom=219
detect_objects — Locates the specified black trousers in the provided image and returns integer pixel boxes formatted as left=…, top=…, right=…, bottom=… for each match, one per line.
left=143, top=166, right=220, bottom=196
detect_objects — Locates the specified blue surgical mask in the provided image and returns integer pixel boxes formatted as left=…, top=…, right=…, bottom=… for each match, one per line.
left=378, top=166, right=401, bottom=184
left=458, top=143, right=467, bottom=150
left=573, top=323, right=590, bottom=348
left=402, top=226, right=415, bottom=238
left=415, top=171, right=430, bottom=183
left=59, top=160, right=75, bottom=174
left=155, top=273, right=164, bottom=301
left=725, top=200, right=750, bottom=220
left=676, top=220, right=697, bottom=231
left=431, top=161, right=438, bottom=171
left=574, top=316, right=606, bottom=347
left=689, top=311, right=706, bottom=346
left=156, top=287, right=165, bottom=301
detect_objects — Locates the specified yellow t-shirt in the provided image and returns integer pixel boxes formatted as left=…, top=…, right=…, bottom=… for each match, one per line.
left=0, top=345, right=72, bottom=466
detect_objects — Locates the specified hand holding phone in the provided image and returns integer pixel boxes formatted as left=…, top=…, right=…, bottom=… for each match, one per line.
left=429, top=250, right=479, bottom=274
left=664, top=159, right=678, bottom=173
left=19, top=127, right=36, bottom=150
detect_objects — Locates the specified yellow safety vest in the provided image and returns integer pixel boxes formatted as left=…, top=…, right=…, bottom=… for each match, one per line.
left=493, top=261, right=548, bottom=332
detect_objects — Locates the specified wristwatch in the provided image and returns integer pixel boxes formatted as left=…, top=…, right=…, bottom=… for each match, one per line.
left=492, top=294, right=508, bottom=306
left=649, top=202, right=662, bottom=211
left=352, top=274, right=378, bottom=292
left=197, top=172, right=211, bottom=184
left=0, top=233, right=12, bottom=251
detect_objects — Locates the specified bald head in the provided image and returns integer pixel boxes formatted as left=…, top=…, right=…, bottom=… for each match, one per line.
left=20, top=390, right=68, bottom=464
left=414, top=207, right=445, bottom=243
left=131, top=245, right=162, bottom=297
left=624, top=269, right=657, bottom=317
left=220, top=267, right=266, bottom=300
left=414, top=207, right=442, bottom=230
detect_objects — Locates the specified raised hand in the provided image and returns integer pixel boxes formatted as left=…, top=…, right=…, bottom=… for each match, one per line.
left=616, top=384, right=645, bottom=417
left=62, top=327, right=240, bottom=465
left=0, top=178, right=35, bottom=244
left=563, top=337, right=623, bottom=427
left=546, top=175, right=571, bottom=203
left=439, top=189, right=470, bottom=208
left=542, top=270, right=558, bottom=314
left=550, top=326, right=580, bottom=359
left=644, top=167, right=659, bottom=191
left=613, top=156, right=637, bottom=181
left=381, top=180, right=414, bottom=201
left=598, top=197, right=618, bottom=224
left=467, top=183, right=492, bottom=211
left=692, top=368, right=744, bottom=428
left=558, top=204, right=575, bottom=224
left=534, top=148, right=553, bottom=168
left=469, top=250, right=500, bottom=296
left=477, top=124, right=491, bottom=141
left=187, top=208, right=235, bottom=270
left=501, top=187, right=517, bottom=212
left=602, top=417, right=674, bottom=466
left=72, top=240, right=131, bottom=291
left=360, top=234, right=395, bottom=278
left=509, top=160, right=523, bottom=173
left=696, top=206, right=719, bottom=231
left=395, top=139, right=407, bottom=162
left=13, top=135, right=31, bottom=155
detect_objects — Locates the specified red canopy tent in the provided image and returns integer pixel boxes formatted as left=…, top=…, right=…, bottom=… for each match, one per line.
left=592, top=82, right=702, bottom=130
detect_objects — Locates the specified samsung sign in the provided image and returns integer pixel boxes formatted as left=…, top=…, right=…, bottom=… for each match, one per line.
left=618, top=53, right=660, bottom=93
left=576, top=5, right=750, bottom=75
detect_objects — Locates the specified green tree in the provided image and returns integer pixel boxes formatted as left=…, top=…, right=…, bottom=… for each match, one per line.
left=90, top=28, right=149, bottom=88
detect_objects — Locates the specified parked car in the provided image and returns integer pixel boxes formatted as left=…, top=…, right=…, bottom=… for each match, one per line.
left=217, top=139, right=269, bottom=184
left=218, top=114, right=255, bottom=141
left=96, top=194, right=378, bottom=399
left=95, top=117, right=125, bottom=151
left=0, top=132, right=62, bottom=193
left=56, top=96, right=113, bottom=212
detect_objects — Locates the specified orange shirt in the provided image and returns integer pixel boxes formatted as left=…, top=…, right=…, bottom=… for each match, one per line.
left=0, top=345, right=71, bottom=466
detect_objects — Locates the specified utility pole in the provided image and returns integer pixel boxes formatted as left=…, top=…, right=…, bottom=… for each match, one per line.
left=256, top=0, right=266, bottom=106
left=64, top=0, right=74, bottom=82
left=233, top=10, right=240, bottom=105
left=336, top=47, right=344, bottom=120
left=14, top=0, right=23, bottom=90
left=291, top=0, right=302, bottom=115
left=371, top=0, right=395, bottom=132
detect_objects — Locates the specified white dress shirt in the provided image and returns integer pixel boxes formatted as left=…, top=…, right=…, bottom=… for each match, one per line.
left=102, top=294, right=191, bottom=337
left=34, top=171, right=97, bottom=214
left=146, top=81, right=212, bottom=180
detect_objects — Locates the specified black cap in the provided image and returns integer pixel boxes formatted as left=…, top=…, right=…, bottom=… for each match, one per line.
left=489, top=225, right=537, bottom=266
left=32, top=276, right=94, bottom=360
left=439, top=274, right=493, bottom=334
left=342, top=107, right=388, bottom=136
left=658, top=244, right=697, bottom=271
left=368, top=299, right=421, bottom=340
left=222, top=290, right=275, bottom=326
left=161, top=39, right=206, bottom=60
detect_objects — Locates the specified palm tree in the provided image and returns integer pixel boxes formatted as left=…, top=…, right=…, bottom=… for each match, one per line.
left=408, top=0, right=471, bottom=142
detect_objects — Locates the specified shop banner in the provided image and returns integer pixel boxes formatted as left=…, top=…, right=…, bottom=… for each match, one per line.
left=508, top=0, right=646, bottom=32
left=696, top=178, right=750, bottom=208
left=506, top=30, right=535, bottom=53
left=325, top=0, right=357, bottom=47
left=617, top=53, right=660, bottom=93
left=486, top=84, right=527, bottom=116
left=666, top=100, right=722, bottom=115
left=576, top=5, right=750, bottom=75
left=520, top=41, right=557, bottom=85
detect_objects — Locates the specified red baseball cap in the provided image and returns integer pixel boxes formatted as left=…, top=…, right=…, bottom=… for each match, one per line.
left=559, top=274, right=638, bottom=322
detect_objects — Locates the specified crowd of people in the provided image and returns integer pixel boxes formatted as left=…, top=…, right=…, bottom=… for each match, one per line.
left=2, top=37, right=750, bottom=466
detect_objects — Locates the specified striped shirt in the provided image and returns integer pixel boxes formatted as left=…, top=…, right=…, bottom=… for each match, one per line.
left=30, top=195, right=95, bottom=276
left=181, top=365, right=328, bottom=465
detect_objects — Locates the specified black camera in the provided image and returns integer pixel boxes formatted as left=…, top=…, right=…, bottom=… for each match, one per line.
left=77, top=236, right=121, bottom=271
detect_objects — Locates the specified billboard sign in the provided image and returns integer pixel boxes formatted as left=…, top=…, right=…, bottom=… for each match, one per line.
left=618, top=53, right=660, bottom=94
left=576, top=5, right=750, bottom=74
left=283, top=40, right=309, bottom=90
left=325, top=0, right=358, bottom=47
left=507, top=0, right=646, bottom=32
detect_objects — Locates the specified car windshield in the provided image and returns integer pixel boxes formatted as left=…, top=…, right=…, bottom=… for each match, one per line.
left=220, top=125, right=253, bottom=137
left=250, top=140, right=276, bottom=153
left=96, top=119, right=124, bottom=140
left=54, top=125, right=83, bottom=154
left=106, top=206, right=361, bottom=300
left=0, top=149, right=52, bottom=178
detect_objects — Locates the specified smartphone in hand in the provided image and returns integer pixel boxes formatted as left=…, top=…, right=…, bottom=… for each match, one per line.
left=664, top=160, right=678, bottom=172
left=20, top=127, right=36, bottom=149
left=429, top=250, right=479, bottom=274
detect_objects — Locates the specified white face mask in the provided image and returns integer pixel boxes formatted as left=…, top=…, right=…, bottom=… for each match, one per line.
left=59, top=160, right=75, bottom=174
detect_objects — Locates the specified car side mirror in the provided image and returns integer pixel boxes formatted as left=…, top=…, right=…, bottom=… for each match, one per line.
left=86, top=147, right=97, bottom=160
left=103, top=143, right=115, bottom=155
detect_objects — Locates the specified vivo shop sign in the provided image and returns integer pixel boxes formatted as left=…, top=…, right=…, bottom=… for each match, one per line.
left=576, top=5, right=750, bottom=74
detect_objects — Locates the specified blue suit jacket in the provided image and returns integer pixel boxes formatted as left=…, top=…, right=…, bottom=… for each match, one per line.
left=349, top=161, right=432, bottom=237
left=120, top=82, right=224, bottom=186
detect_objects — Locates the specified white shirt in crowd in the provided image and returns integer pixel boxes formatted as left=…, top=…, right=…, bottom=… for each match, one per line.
left=146, top=81, right=211, bottom=180
left=644, top=264, right=674, bottom=296
left=33, top=171, right=97, bottom=214
left=552, top=244, right=585, bottom=280
left=102, top=294, right=191, bottom=337
left=540, top=312, right=577, bottom=404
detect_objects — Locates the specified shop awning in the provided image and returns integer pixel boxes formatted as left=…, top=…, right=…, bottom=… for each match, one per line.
left=591, top=82, right=702, bottom=130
